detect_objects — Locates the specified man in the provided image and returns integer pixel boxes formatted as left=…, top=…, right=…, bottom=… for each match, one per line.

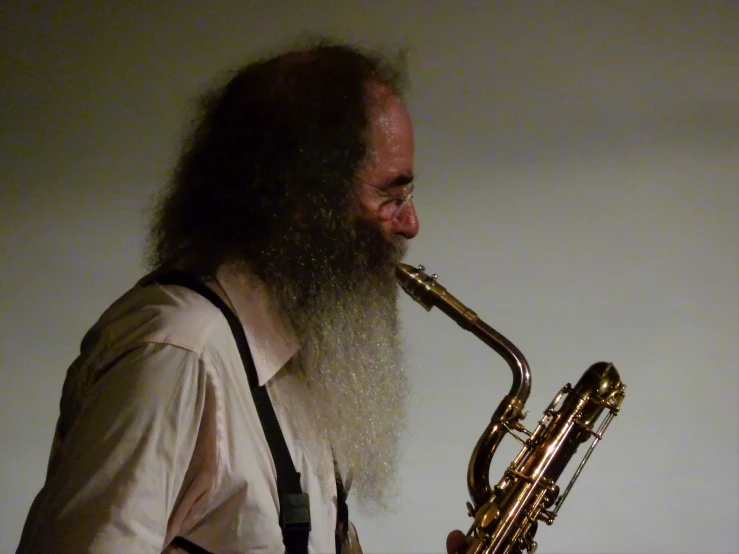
left=17, top=41, right=420, bottom=553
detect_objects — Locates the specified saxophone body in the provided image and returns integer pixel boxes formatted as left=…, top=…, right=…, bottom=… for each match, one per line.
left=395, top=264, right=626, bottom=554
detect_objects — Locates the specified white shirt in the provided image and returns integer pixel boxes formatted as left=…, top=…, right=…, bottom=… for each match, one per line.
left=17, top=264, right=340, bottom=554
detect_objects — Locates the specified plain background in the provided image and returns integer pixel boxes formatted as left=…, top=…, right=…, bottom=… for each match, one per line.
left=1, top=1, right=737, bottom=553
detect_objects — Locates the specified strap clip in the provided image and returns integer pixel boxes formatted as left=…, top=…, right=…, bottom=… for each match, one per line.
left=280, top=493, right=312, bottom=533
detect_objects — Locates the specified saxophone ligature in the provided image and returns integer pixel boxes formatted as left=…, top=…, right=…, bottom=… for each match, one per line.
left=395, top=263, right=626, bottom=554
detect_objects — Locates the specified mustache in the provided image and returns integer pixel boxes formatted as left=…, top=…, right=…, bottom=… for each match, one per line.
left=354, top=220, right=409, bottom=269
left=389, top=235, right=408, bottom=259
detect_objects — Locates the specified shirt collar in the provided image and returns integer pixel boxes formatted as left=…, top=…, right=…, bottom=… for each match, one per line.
left=214, top=263, right=299, bottom=386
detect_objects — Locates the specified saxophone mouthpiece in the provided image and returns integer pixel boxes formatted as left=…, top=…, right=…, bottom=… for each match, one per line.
left=395, top=263, right=435, bottom=311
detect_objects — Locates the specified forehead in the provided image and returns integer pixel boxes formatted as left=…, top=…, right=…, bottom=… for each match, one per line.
left=367, top=87, right=413, bottom=141
left=364, top=86, right=414, bottom=175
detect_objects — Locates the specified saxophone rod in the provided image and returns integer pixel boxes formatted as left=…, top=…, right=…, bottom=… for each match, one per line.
left=552, top=402, right=618, bottom=516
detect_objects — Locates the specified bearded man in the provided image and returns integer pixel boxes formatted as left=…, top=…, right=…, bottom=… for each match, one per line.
left=17, top=41, right=421, bottom=553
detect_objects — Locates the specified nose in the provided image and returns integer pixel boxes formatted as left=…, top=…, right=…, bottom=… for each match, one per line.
left=392, top=201, right=419, bottom=239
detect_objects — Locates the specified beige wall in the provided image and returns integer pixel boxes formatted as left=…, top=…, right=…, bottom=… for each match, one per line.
left=2, top=1, right=737, bottom=552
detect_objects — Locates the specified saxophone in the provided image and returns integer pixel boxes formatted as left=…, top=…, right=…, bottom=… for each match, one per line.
left=396, top=264, right=626, bottom=554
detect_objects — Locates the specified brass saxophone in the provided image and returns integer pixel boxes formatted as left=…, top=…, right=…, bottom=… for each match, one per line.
left=396, top=264, right=626, bottom=554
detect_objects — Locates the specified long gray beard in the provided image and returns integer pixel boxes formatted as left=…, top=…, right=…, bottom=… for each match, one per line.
left=295, top=272, right=409, bottom=513
left=250, top=212, right=411, bottom=512
left=265, top=240, right=409, bottom=513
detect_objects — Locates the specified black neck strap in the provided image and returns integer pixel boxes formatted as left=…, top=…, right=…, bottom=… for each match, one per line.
left=152, top=270, right=315, bottom=554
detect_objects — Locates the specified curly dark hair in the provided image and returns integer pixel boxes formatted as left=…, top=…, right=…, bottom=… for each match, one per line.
left=147, top=39, right=408, bottom=279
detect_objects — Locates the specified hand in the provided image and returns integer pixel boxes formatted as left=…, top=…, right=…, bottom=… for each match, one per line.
left=446, top=529, right=466, bottom=554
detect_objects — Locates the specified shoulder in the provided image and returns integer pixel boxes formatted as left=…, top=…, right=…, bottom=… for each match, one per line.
left=83, top=278, right=229, bottom=362
left=55, top=277, right=234, bottom=451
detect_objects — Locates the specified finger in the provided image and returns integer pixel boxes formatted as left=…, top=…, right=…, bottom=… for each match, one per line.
left=446, top=529, right=466, bottom=554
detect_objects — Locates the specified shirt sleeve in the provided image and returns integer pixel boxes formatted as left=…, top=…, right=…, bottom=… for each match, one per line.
left=17, top=342, right=214, bottom=554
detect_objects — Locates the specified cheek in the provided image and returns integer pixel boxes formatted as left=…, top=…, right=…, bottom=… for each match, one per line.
left=354, top=207, right=395, bottom=241
left=355, top=194, right=381, bottom=225
left=377, top=220, right=396, bottom=241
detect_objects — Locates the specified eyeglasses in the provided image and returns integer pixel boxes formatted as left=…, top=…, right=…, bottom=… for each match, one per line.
left=360, top=180, right=415, bottom=221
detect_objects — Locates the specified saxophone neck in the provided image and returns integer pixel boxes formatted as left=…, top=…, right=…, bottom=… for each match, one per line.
left=395, top=263, right=531, bottom=405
